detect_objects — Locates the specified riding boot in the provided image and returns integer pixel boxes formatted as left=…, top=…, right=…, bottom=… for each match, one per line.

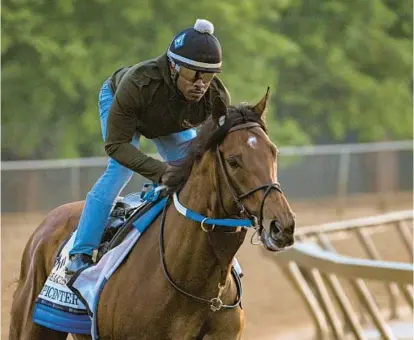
left=66, top=192, right=114, bottom=276
left=65, top=253, right=94, bottom=275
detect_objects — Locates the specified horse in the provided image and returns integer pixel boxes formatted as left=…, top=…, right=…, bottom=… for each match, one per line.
left=9, top=89, right=296, bottom=340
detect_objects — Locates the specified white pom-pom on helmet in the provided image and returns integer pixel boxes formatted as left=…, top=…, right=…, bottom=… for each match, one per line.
left=193, top=19, right=214, bottom=34
left=167, top=19, right=222, bottom=73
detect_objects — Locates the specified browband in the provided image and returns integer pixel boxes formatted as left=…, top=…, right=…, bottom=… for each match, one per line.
left=228, top=122, right=262, bottom=133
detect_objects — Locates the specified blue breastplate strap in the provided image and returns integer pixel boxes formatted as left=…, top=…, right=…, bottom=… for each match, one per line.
left=140, top=183, right=165, bottom=202
left=172, top=193, right=254, bottom=227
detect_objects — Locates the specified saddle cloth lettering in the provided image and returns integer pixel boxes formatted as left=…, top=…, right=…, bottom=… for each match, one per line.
left=32, top=194, right=167, bottom=337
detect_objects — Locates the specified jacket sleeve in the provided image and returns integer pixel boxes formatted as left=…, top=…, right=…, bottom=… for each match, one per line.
left=104, top=77, right=168, bottom=183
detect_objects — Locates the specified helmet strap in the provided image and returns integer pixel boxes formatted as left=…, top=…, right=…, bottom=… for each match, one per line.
left=168, top=58, right=180, bottom=84
left=169, top=58, right=188, bottom=100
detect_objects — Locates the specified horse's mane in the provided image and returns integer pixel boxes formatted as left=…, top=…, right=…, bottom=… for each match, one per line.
left=165, top=103, right=267, bottom=192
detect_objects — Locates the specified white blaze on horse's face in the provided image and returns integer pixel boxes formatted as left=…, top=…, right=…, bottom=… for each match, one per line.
left=247, top=136, right=257, bottom=149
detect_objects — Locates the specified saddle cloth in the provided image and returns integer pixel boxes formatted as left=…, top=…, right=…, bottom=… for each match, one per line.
left=33, top=189, right=167, bottom=337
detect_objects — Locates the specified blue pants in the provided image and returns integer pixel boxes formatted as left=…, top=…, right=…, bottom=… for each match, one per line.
left=70, top=80, right=196, bottom=256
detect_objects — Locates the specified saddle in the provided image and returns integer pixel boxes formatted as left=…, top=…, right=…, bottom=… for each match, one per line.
left=97, top=184, right=166, bottom=261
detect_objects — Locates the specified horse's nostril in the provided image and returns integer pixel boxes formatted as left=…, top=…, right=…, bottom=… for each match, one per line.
left=270, top=220, right=282, bottom=239
left=274, top=220, right=283, bottom=232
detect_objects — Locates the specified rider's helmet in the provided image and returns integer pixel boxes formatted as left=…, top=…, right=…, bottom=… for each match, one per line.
left=167, top=19, right=222, bottom=74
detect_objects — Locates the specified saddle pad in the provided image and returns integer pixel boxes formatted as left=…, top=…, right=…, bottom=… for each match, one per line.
left=32, top=229, right=91, bottom=334
left=33, top=196, right=167, bottom=337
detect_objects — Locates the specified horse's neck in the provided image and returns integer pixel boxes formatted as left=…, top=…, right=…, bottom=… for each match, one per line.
left=163, top=176, right=243, bottom=293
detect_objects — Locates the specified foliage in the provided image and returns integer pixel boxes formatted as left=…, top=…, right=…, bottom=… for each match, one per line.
left=2, top=0, right=412, bottom=160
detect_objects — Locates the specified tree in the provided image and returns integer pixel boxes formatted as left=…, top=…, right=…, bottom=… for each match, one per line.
left=2, top=0, right=412, bottom=160
left=273, top=0, right=413, bottom=143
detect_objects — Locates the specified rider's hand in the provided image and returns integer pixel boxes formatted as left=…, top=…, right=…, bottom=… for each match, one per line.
left=160, top=165, right=179, bottom=191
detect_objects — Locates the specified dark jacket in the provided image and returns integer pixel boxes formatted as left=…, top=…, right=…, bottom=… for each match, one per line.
left=105, top=53, right=231, bottom=183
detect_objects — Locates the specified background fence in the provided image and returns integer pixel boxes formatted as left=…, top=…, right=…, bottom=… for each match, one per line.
left=2, top=141, right=412, bottom=213
left=270, top=210, right=413, bottom=340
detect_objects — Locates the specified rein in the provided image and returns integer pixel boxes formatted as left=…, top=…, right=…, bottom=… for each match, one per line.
left=159, top=120, right=284, bottom=312
left=159, top=196, right=243, bottom=312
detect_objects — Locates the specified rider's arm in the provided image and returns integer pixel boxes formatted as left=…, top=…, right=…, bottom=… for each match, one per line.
left=104, top=78, right=168, bottom=183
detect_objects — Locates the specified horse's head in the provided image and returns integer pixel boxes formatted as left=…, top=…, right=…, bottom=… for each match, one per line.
left=165, top=88, right=295, bottom=251
left=210, top=89, right=295, bottom=251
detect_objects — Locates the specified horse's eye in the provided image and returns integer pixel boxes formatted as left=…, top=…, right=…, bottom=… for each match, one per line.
left=226, top=157, right=239, bottom=169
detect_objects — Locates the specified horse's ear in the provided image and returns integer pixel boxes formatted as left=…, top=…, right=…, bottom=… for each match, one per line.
left=212, top=96, right=228, bottom=127
left=252, top=87, right=270, bottom=117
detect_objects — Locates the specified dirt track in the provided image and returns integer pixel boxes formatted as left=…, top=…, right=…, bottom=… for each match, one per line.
left=2, top=193, right=412, bottom=340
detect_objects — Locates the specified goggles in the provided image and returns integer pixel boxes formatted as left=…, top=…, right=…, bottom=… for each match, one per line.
left=178, top=66, right=215, bottom=83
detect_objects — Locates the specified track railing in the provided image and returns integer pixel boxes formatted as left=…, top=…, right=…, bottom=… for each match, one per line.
left=264, top=210, right=413, bottom=340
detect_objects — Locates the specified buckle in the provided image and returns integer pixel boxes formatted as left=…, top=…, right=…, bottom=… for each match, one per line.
left=140, top=183, right=161, bottom=203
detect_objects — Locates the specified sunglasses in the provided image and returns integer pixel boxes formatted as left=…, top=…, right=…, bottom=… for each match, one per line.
left=178, top=66, right=215, bottom=83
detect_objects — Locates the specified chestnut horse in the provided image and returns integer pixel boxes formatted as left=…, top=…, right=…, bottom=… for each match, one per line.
left=10, top=90, right=295, bottom=340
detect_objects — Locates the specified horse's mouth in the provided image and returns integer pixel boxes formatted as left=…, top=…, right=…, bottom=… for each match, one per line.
left=260, top=228, right=294, bottom=252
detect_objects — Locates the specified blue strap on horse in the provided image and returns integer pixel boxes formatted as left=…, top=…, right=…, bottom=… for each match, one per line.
left=140, top=183, right=164, bottom=202
left=141, top=183, right=255, bottom=228
left=172, top=192, right=256, bottom=228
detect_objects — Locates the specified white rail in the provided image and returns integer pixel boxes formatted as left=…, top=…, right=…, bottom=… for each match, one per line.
left=2, top=140, right=412, bottom=170
left=270, top=210, right=414, bottom=340
left=276, top=243, right=413, bottom=284
left=296, top=210, right=414, bottom=236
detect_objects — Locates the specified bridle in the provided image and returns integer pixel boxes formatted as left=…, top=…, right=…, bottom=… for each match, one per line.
left=159, top=120, right=284, bottom=312
left=215, top=122, right=283, bottom=232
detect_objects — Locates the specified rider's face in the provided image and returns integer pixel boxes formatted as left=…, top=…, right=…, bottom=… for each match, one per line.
left=175, top=66, right=215, bottom=102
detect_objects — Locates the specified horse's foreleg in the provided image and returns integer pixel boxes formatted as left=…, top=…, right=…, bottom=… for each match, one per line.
left=202, top=308, right=245, bottom=340
left=195, top=319, right=210, bottom=340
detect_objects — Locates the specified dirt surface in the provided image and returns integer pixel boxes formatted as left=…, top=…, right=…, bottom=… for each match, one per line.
left=2, top=192, right=412, bottom=340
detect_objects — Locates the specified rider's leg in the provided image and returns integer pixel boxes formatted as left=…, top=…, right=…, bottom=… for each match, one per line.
left=66, top=80, right=139, bottom=273
left=151, top=128, right=197, bottom=166
left=69, top=156, right=137, bottom=256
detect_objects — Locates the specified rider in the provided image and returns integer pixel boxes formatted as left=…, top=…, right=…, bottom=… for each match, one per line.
left=65, top=19, right=231, bottom=275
